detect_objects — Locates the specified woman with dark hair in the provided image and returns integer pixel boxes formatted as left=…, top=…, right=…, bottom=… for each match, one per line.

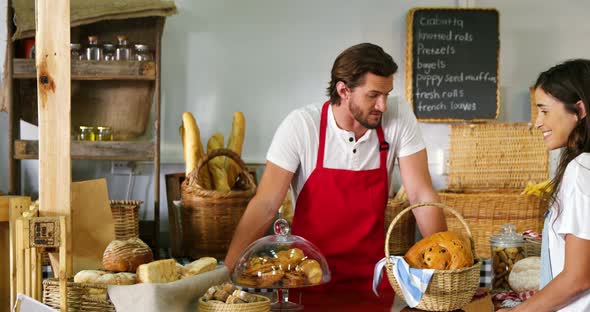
left=499, top=59, right=590, bottom=311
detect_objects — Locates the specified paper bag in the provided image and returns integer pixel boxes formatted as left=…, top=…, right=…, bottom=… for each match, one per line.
left=108, top=266, right=230, bottom=312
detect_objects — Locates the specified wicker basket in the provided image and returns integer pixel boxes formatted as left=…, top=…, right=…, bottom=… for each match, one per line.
left=42, top=278, right=114, bottom=312
left=385, top=197, right=414, bottom=255
left=198, top=295, right=270, bottom=312
left=181, top=148, right=256, bottom=259
left=385, top=202, right=482, bottom=311
left=440, top=123, right=549, bottom=258
left=109, top=200, right=142, bottom=240
left=524, top=237, right=542, bottom=257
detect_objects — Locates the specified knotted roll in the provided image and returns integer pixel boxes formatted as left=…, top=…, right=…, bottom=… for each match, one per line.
left=102, top=238, right=154, bottom=272
left=404, top=231, right=474, bottom=270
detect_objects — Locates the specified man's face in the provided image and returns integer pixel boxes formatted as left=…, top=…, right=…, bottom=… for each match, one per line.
left=534, top=87, right=580, bottom=151
left=347, top=73, right=394, bottom=129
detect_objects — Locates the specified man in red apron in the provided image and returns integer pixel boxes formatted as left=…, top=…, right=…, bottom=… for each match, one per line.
left=225, top=43, right=447, bottom=307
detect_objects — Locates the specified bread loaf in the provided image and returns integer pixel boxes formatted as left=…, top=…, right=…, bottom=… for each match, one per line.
left=102, top=238, right=153, bottom=272
left=74, top=270, right=106, bottom=283
left=137, top=259, right=180, bottom=283
left=509, top=256, right=541, bottom=292
left=225, top=112, right=245, bottom=189
left=404, top=231, right=474, bottom=270
left=184, top=257, right=217, bottom=277
left=181, top=112, right=212, bottom=189
left=207, top=133, right=231, bottom=192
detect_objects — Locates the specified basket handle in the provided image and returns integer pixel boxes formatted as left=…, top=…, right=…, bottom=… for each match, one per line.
left=188, top=148, right=256, bottom=191
left=384, top=202, right=477, bottom=271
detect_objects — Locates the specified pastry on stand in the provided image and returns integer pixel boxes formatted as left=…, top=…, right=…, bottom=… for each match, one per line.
left=232, top=218, right=331, bottom=311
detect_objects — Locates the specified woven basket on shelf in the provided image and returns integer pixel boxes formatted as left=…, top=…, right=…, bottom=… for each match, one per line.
left=181, top=148, right=256, bottom=260
left=42, top=278, right=114, bottom=312
left=198, top=295, right=270, bottom=312
left=109, top=200, right=142, bottom=240
left=385, top=197, right=414, bottom=255
left=439, top=123, right=549, bottom=258
left=385, top=202, right=481, bottom=311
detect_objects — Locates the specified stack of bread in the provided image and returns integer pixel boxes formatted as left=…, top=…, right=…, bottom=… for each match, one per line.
left=404, top=231, right=474, bottom=270
left=201, top=282, right=266, bottom=304
left=180, top=111, right=246, bottom=191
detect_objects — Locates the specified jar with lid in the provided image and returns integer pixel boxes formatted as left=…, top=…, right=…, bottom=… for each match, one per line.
left=115, top=35, right=132, bottom=61
left=490, top=223, right=525, bottom=291
left=78, top=126, right=95, bottom=141
left=103, top=43, right=116, bottom=61
left=70, top=43, right=85, bottom=60
left=134, top=44, right=153, bottom=61
left=86, top=35, right=102, bottom=61
left=96, top=126, right=113, bottom=141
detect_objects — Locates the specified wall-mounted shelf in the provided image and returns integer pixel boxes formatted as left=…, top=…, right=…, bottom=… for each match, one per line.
left=12, top=59, right=156, bottom=80
left=13, top=140, right=155, bottom=160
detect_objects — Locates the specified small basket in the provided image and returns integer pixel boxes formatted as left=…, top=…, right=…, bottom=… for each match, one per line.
left=385, top=197, right=414, bottom=255
left=181, top=148, right=257, bottom=259
left=384, top=202, right=482, bottom=311
left=198, top=295, right=270, bottom=312
left=42, top=278, right=114, bottom=312
left=109, top=200, right=142, bottom=240
left=524, top=237, right=542, bottom=257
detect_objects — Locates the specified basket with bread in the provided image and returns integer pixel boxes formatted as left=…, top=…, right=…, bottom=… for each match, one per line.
left=384, top=202, right=481, bottom=311
left=199, top=282, right=271, bottom=312
left=179, top=111, right=257, bottom=259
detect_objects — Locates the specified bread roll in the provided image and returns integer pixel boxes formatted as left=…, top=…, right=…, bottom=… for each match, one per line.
left=184, top=257, right=217, bottom=277
left=181, top=112, right=212, bottom=189
left=509, top=256, right=541, bottom=292
left=207, top=133, right=230, bottom=192
left=404, top=231, right=474, bottom=270
left=102, top=238, right=153, bottom=272
left=74, top=270, right=106, bottom=283
left=225, top=112, right=245, bottom=189
left=137, top=259, right=179, bottom=283
left=95, top=272, right=137, bottom=285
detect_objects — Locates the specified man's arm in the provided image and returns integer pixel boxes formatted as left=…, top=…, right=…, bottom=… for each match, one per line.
left=224, top=161, right=294, bottom=272
left=398, top=149, right=447, bottom=237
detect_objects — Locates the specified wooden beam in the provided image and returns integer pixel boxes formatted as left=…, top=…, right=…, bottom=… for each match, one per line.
left=13, top=59, right=156, bottom=80
left=36, top=0, right=72, bottom=279
left=14, top=140, right=155, bottom=160
left=7, top=0, right=18, bottom=195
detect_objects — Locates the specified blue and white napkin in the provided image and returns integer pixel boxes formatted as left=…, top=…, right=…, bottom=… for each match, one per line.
left=372, top=256, right=434, bottom=308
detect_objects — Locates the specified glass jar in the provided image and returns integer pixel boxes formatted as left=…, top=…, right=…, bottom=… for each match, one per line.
left=70, top=43, right=85, bottom=60
left=96, top=126, right=113, bottom=141
left=490, top=224, right=525, bottom=291
left=86, top=35, right=102, bottom=61
left=134, top=44, right=153, bottom=61
left=103, top=43, right=116, bottom=61
left=78, top=126, right=95, bottom=141
left=115, top=35, right=132, bottom=61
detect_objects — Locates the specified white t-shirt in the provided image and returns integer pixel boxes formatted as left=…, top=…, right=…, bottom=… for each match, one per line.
left=547, top=152, right=590, bottom=311
left=266, top=96, right=425, bottom=207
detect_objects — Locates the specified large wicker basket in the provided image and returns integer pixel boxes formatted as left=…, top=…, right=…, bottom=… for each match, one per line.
left=439, top=123, right=549, bottom=258
left=109, top=200, right=142, bottom=240
left=198, top=295, right=270, bottom=312
left=385, top=202, right=481, bottom=311
left=385, top=197, right=414, bottom=255
left=181, top=148, right=256, bottom=259
left=42, top=278, right=114, bottom=312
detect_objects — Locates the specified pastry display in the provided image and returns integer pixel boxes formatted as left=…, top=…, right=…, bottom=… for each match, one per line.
left=404, top=231, right=474, bottom=270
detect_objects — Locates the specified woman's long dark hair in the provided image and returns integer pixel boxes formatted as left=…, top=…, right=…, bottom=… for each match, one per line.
left=534, top=59, right=590, bottom=210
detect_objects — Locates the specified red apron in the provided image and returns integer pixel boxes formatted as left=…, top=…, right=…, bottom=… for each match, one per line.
left=290, top=101, right=394, bottom=306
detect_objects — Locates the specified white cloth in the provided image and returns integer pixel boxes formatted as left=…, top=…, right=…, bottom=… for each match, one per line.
left=547, top=153, right=590, bottom=311
left=372, top=256, right=434, bottom=308
left=266, top=96, right=425, bottom=206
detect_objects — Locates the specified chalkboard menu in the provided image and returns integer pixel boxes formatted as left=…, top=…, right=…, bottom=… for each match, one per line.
left=406, top=8, right=499, bottom=122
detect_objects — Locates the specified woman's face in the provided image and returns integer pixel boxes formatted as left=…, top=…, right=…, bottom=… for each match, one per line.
left=534, top=88, right=579, bottom=150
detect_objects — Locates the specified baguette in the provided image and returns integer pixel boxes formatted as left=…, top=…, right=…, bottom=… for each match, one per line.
left=181, top=112, right=212, bottom=189
left=207, top=133, right=231, bottom=192
left=225, top=112, right=246, bottom=189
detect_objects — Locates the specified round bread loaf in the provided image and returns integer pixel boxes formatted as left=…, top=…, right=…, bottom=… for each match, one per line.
left=509, top=256, right=541, bottom=292
left=74, top=270, right=106, bottom=283
left=404, top=231, right=474, bottom=270
left=102, top=238, right=153, bottom=272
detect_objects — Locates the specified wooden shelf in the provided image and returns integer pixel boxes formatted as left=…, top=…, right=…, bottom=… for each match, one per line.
left=12, top=59, right=156, bottom=80
left=14, top=140, right=155, bottom=160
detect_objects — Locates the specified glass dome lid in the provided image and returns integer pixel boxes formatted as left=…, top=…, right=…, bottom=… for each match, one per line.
left=232, top=219, right=331, bottom=289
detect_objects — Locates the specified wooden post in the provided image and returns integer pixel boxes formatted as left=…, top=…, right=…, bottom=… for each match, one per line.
left=35, top=0, right=72, bottom=278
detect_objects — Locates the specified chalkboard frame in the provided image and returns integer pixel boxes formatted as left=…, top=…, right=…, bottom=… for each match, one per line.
left=405, top=7, right=500, bottom=122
